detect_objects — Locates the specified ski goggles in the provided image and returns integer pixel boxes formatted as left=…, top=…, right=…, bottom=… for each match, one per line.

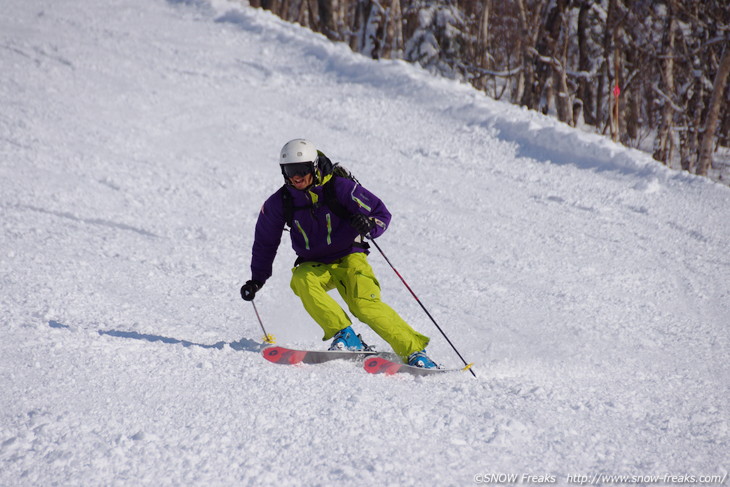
left=282, top=162, right=314, bottom=179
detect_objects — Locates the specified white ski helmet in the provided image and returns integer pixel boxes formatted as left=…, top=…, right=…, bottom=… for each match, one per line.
left=280, top=139, right=318, bottom=166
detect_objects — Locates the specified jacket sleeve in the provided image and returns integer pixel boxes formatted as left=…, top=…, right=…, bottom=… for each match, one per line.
left=250, top=189, right=286, bottom=283
left=336, top=178, right=391, bottom=239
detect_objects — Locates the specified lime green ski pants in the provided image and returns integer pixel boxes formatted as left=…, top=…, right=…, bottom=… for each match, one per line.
left=290, top=252, right=429, bottom=360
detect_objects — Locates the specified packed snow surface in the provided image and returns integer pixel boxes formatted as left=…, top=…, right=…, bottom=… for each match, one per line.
left=1, top=0, right=728, bottom=485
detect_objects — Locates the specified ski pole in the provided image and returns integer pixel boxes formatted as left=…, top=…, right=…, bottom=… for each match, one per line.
left=250, top=300, right=275, bottom=344
left=368, top=238, right=476, bottom=378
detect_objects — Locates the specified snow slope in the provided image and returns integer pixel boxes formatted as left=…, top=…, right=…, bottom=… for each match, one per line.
left=1, top=0, right=728, bottom=485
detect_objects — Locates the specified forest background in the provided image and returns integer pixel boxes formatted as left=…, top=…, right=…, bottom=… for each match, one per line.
left=244, top=0, right=730, bottom=183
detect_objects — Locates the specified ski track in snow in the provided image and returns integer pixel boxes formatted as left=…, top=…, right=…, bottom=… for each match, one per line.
left=1, top=0, right=728, bottom=485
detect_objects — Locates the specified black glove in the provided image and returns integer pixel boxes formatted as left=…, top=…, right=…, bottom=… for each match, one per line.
left=350, top=214, right=376, bottom=236
left=240, top=280, right=263, bottom=301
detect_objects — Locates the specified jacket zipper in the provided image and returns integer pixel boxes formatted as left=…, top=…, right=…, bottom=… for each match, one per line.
left=293, top=220, right=310, bottom=250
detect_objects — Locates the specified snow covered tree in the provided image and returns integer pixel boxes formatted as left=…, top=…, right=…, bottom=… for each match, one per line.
left=402, top=0, right=469, bottom=78
left=350, top=0, right=404, bottom=59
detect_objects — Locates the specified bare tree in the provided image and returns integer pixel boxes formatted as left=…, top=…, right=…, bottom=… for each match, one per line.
left=697, top=47, right=730, bottom=176
left=652, top=0, right=678, bottom=165
left=576, top=1, right=596, bottom=126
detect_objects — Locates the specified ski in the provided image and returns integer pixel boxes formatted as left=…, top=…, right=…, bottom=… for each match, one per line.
left=261, top=346, right=379, bottom=366
left=363, top=356, right=470, bottom=377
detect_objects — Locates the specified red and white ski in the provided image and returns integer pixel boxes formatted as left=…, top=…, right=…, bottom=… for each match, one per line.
left=261, top=346, right=379, bottom=366
left=363, top=356, right=470, bottom=377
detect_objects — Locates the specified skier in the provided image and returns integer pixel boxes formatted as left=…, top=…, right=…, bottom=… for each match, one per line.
left=240, top=139, right=438, bottom=368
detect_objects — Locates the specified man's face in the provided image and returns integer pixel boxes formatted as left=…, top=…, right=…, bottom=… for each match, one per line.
left=289, top=172, right=313, bottom=190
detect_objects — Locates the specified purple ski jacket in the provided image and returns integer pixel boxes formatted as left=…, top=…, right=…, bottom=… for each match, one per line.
left=250, top=174, right=391, bottom=284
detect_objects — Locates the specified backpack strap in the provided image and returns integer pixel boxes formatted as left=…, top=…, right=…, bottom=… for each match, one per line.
left=281, top=184, right=294, bottom=228
left=281, top=188, right=318, bottom=227
left=323, top=176, right=370, bottom=250
left=322, top=175, right=351, bottom=221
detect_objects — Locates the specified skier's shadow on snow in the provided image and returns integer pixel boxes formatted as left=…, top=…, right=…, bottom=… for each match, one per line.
left=98, top=329, right=263, bottom=352
left=49, top=320, right=262, bottom=352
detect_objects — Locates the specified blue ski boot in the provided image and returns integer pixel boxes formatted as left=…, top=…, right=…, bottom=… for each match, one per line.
left=407, top=350, right=439, bottom=369
left=328, top=326, right=367, bottom=351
